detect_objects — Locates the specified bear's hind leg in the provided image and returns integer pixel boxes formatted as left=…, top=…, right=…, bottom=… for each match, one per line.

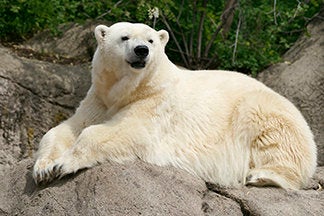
left=245, top=167, right=300, bottom=189
left=246, top=121, right=304, bottom=190
left=234, top=91, right=316, bottom=190
left=246, top=116, right=306, bottom=190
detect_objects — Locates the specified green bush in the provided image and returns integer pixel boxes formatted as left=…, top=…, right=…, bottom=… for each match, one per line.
left=0, top=0, right=321, bottom=75
left=0, top=0, right=134, bottom=40
left=135, top=0, right=321, bottom=75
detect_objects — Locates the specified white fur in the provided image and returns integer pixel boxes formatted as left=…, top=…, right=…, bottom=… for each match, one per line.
left=33, top=22, right=317, bottom=189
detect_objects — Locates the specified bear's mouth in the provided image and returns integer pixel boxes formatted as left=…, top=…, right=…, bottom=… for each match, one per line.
left=128, top=60, right=146, bottom=69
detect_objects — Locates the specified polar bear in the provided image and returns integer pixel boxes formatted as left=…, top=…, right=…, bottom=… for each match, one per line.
left=33, top=22, right=317, bottom=189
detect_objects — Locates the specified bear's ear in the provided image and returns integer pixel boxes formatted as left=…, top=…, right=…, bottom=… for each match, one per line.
left=158, top=30, right=169, bottom=47
left=95, top=25, right=110, bottom=43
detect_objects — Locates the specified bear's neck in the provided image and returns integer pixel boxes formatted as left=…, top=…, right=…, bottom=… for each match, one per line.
left=93, top=60, right=178, bottom=111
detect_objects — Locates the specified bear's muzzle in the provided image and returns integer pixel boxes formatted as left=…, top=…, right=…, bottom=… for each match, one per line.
left=128, top=45, right=149, bottom=69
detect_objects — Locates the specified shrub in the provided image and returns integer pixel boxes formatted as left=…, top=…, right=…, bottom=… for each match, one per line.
left=0, top=0, right=321, bottom=75
left=135, top=0, right=321, bottom=75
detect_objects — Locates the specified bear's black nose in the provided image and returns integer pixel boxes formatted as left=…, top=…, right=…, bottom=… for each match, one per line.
left=134, top=45, right=149, bottom=58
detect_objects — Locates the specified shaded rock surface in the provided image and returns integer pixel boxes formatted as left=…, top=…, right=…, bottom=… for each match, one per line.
left=21, top=20, right=111, bottom=62
left=1, top=14, right=323, bottom=216
left=0, top=46, right=91, bottom=175
left=0, top=159, right=243, bottom=216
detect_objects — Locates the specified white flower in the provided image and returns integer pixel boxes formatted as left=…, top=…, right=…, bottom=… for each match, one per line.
left=148, top=7, right=159, bottom=20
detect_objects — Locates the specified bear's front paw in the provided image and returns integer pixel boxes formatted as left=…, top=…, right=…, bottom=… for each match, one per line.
left=33, top=153, right=81, bottom=185
left=51, top=155, right=80, bottom=178
left=33, top=158, right=62, bottom=185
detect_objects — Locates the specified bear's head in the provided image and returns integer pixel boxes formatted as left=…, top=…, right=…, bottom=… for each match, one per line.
left=93, top=22, right=169, bottom=77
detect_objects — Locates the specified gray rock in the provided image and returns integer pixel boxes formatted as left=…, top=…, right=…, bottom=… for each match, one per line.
left=207, top=167, right=324, bottom=216
left=21, top=20, right=111, bottom=62
left=0, top=159, right=243, bottom=216
left=0, top=45, right=91, bottom=173
left=0, top=159, right=323, bottom=216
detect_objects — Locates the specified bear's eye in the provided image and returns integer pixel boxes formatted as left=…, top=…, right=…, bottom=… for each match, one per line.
left=148, top=39, right=154, bottom=44
left=121, top=36, right=129, bottom=41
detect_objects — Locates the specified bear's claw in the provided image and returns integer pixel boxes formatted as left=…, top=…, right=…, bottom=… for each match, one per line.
left=33, top=162, right=65, bottom=185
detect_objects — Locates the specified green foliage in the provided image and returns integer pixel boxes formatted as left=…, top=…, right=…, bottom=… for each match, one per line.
left=0, top=0, right=134, bottom=40
left=143, top=0, right=321, bottom=75
left=0, top=0, right=321, bottom=74
left=224, top=0, right=322, bottom=76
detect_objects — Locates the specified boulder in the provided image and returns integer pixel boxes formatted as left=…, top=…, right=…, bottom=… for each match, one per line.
left=0, top=45, right=91, bottom=174
left=0, top=159, right=243, bottom=216
left=0, top=158, right=321, bottom=216
left=20, top=20, right=111, bottom=62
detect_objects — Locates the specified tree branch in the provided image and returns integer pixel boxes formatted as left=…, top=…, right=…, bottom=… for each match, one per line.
left=160, top=13, right=189, bottom=68
left=232, top=8, right=242, bottom=64
left=176, top=0, right=185, bottom=21
left=203, top=23, right=223, bottom=58
left=204, top=0, right=238, bottom=58
left=189, top=0, right=198, bottom=60
left=96, top=0, right=123, bottom=19
left=197, top=0, right=208, bottom=59
left=175, top=0, right=190, bottom=60
left=273, top=0, right=277, bottom=25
